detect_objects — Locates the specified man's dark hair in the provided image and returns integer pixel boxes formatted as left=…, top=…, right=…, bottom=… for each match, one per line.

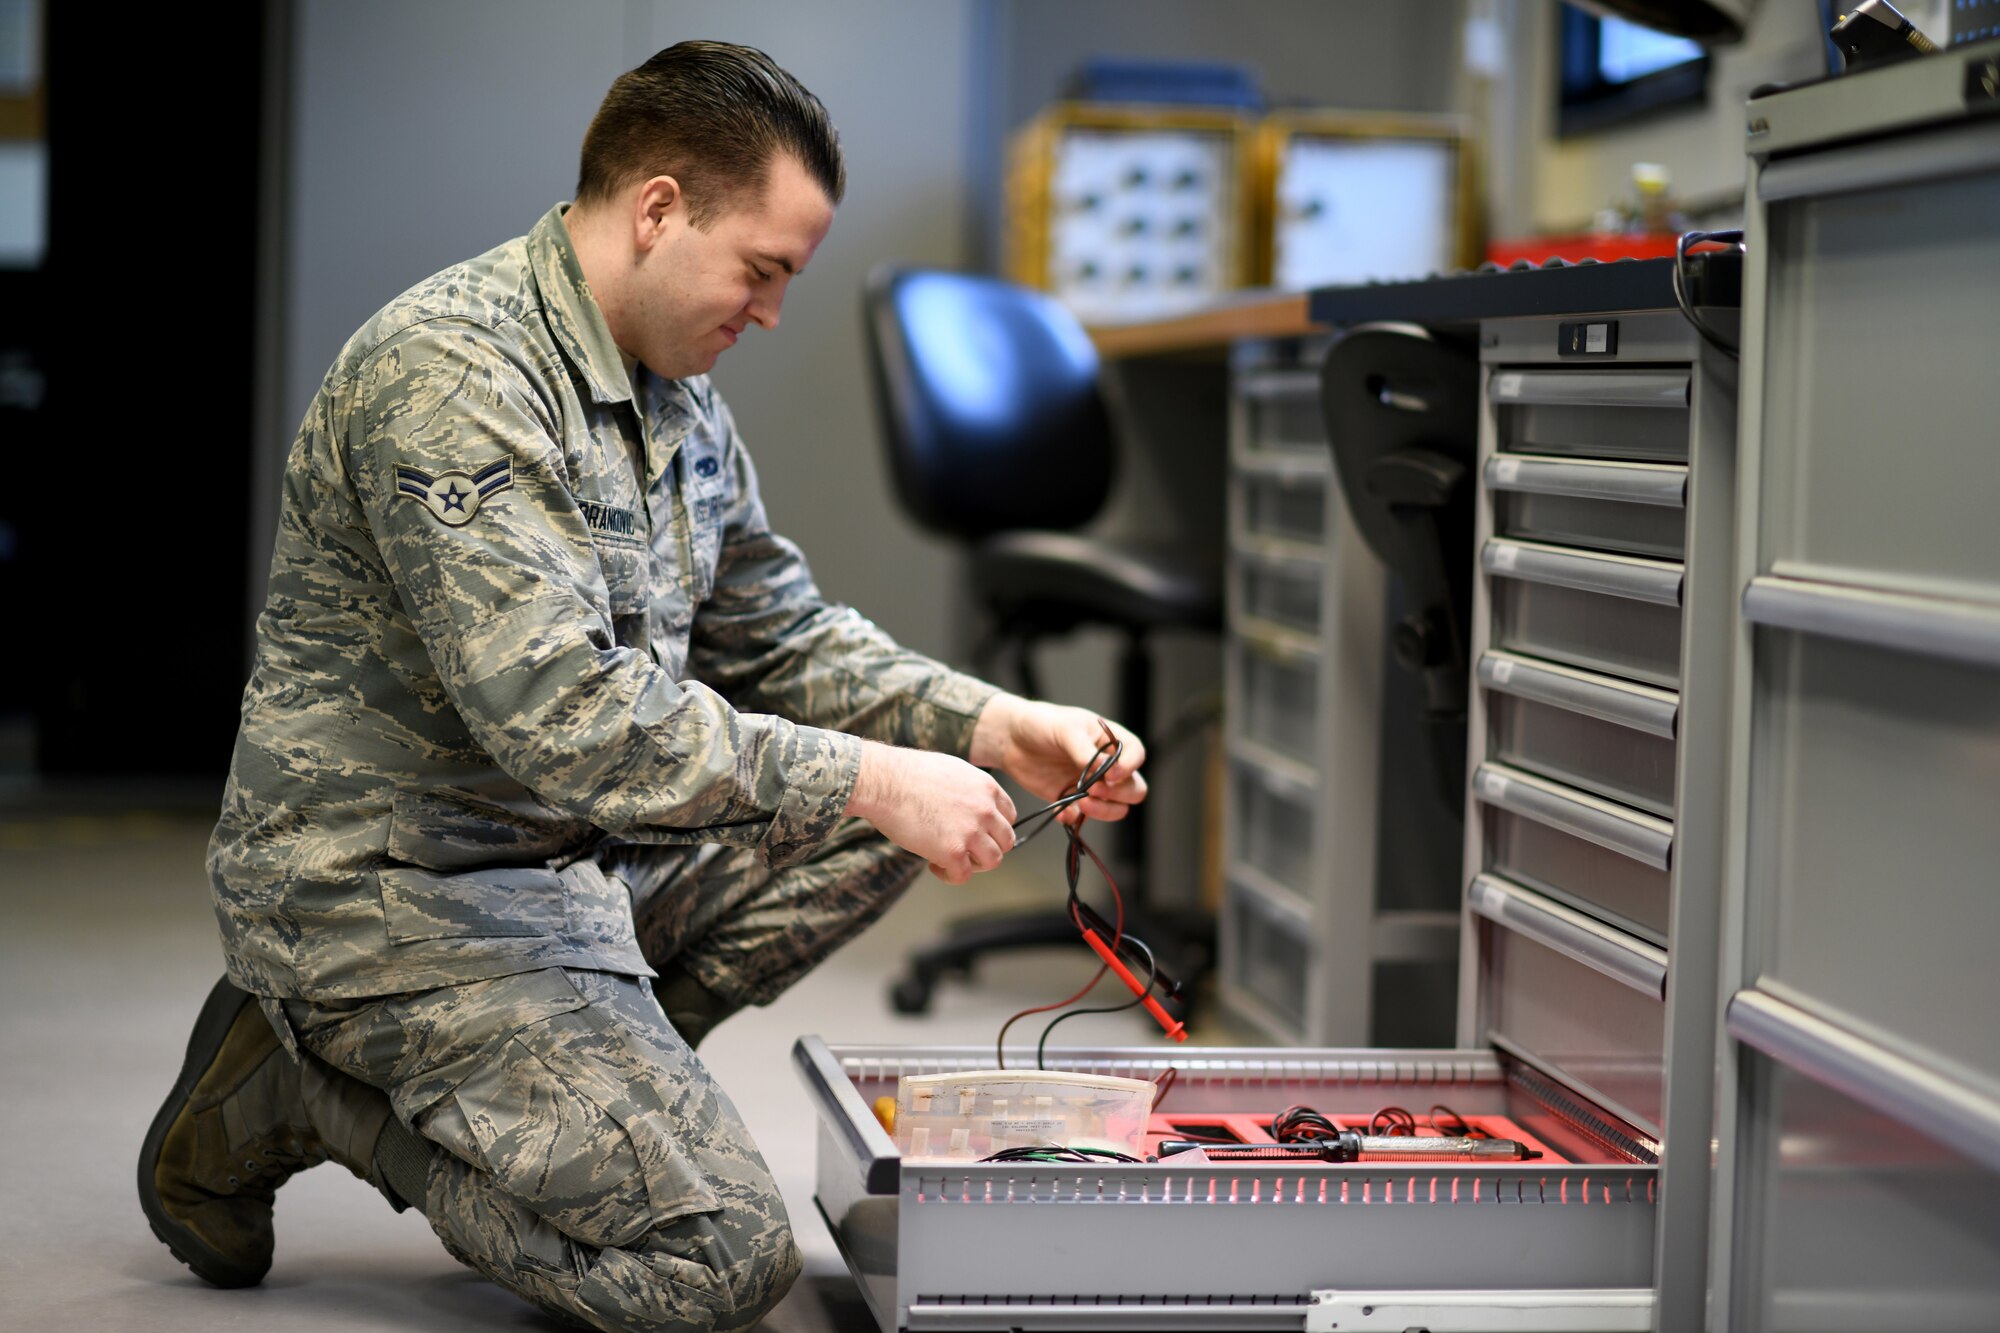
left=577, top=40, right=844, bottom=226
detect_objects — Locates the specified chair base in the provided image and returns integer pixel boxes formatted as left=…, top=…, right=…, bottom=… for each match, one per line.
left=887, top=902, right=1216, bottom=1030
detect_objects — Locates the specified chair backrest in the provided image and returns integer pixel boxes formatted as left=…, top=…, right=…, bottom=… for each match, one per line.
left=1319, top=321, right=1481, bottom=720
left=863, top=265, right=1115, bottom=540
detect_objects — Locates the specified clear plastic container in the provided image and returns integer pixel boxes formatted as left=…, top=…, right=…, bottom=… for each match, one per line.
left=893, top=1068, right=1159, bottom=1163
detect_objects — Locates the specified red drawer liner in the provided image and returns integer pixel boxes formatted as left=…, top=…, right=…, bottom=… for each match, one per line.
left=1145, top=1109, right=1568, bottom=1163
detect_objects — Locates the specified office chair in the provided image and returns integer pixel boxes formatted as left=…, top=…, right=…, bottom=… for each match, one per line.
left=1317, top=321, right=1481, bottom=812
left=863, top=264, right=1224, bottom=1016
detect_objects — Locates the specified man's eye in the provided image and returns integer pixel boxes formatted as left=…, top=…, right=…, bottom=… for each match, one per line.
left=750, top=266, right=771, bottom=282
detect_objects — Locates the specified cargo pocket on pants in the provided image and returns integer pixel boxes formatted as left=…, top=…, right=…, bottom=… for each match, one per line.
left=450, top=1007, right=722, bottom=1252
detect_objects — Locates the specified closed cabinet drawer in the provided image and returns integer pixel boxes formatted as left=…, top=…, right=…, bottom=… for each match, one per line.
left=1482, top=918, right=1666, bottom=1138
left=1748, top=626, right=2000, bottom=1086
left=1486, top=806, right=1671, bottom=943
left=1488, top=454, right=1687, bottom=561
left=1488, top=691, right=1677, bottom=818
left=1491, top=577, right=1684, bottom=689
left=1490, top=368, right=1690, bottom=463
left=1227, top=757, right=1316, bottom=895
left=1758, top=167, right=2000, bottom=601
left=1731, top=1052, right=2000, bottom=1329
left=1486, top=541, right=1685, bottom=690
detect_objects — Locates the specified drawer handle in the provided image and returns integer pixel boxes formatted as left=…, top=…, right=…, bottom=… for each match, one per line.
left=1728, top=988, right=2000, bottom=1178
left=1485, top=454, right=1687, bottom=508
left=1484, top=539, right=1684, bottom=607
left=1479, top=651, right=1679, bottom=738
left=1489, top=369, right=1689, bottom=409
left=1743, top=574, right=2000, bottom=670
left=1469, top=874, right=1667, bottom=999
left=1474, top=762, right=1673, bottom=870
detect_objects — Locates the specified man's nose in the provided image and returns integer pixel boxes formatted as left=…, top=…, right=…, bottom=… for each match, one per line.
left=749, top=285, right=786, bottom=330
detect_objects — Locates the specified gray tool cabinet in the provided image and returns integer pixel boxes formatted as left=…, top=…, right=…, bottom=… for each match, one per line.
left=795, top=260, right=1744, bottom=1333
left=1706, top=44, right=2000, bottom=1329
left=795, top=56, right=2000, bottom=1322
left=1465, top=306, right=1742, bottom=1333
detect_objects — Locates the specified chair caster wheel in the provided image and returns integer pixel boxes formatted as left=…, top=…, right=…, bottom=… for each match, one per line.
left=889, top=974, right=934, bottom=1015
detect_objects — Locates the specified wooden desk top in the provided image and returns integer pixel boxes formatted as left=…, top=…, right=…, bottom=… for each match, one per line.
left=1087, top=290, right=1323, bottom=361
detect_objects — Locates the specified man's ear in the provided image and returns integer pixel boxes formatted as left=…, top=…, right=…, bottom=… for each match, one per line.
left=634, top=175, right=683, bottom=250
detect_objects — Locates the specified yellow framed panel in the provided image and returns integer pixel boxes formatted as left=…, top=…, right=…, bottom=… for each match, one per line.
left=1004, top=102, right=1257, bottom=325
left=1252, top=110, right=1481, bottom=292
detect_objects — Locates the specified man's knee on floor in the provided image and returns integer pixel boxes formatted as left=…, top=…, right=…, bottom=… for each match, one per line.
left=575, top=1210, right=802, bottom=1333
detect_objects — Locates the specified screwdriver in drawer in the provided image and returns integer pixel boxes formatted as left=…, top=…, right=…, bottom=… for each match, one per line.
left=1154, top=1134, right=1542, bottom=1162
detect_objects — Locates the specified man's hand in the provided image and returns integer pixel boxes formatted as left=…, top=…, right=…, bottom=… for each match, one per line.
left=969, top=694, right=1148, bottom=827
left=846, top=740, right=1018, bottom=884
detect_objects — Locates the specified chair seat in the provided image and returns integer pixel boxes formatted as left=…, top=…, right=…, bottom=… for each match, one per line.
left=972, top=530, right=1223, bottom=635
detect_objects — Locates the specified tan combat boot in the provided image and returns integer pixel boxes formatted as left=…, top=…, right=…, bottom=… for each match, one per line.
left=137, top=975, right=389, bottom=1287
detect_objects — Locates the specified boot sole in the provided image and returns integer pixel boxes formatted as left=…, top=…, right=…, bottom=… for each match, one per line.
left=137, top=974, right=271, bottom=1288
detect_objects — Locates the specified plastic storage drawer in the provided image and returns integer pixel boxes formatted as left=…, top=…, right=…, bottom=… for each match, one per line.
left=1228, top=756, right=1316, bottom=894
left=1236, top=470, right=1327, bottom=548
left=1221, top=875, right=1312, bottom=1033
left=1233, top=549, right=1321, bottom=638
left=1231, top=635, right=1319, bottom=768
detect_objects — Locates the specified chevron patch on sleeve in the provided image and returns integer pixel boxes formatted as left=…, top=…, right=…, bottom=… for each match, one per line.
left=395, top=459, right=513, bottom=527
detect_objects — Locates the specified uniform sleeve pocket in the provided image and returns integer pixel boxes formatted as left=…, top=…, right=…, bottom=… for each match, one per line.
left=376, top=865, right=570, bottom=943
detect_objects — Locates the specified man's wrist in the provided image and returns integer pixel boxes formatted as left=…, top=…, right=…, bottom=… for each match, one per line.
left=845, top=738, right=894, bottom=821
left=967, top=692, right=1026, bottom=770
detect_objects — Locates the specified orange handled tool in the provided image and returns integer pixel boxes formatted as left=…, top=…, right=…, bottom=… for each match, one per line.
left=1080, top=927, right=1187, bottom=1042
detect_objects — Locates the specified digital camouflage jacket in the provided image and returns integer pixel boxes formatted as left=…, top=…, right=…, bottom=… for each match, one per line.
left=211, top=204, right=994, bottom=1000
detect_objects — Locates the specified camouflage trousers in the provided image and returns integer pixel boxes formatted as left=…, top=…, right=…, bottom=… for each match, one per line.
left=280, top=818, right=924, bottom=1333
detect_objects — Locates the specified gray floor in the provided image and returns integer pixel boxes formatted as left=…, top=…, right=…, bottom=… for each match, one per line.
left=0, top=796, right=1266, bottom=1331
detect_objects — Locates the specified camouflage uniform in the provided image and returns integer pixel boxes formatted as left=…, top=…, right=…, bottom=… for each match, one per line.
left=207, top=203, right=996, bottom=1330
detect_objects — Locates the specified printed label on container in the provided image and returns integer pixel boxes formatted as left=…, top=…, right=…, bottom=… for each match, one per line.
left=989, top=1118, right=1069, bottom=1136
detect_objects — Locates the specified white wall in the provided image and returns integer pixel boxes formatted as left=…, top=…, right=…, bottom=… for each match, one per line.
left=282, top=0, right=977, bottom=658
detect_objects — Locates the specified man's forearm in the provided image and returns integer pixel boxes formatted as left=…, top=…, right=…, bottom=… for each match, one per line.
left=967, top=690, right=1027, bottom=770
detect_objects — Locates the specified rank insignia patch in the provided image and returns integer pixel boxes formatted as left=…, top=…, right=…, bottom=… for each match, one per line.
left=396, top=459, right=512, bottom=527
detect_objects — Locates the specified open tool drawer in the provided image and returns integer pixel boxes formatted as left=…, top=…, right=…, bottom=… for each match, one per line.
left=794, top=1038, right=1657, bottom=1332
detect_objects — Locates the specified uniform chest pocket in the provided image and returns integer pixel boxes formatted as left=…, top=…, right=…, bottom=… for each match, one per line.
left=594, top=538, right=648, bottom=618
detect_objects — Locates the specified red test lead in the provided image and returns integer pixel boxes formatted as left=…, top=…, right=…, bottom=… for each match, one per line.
left=1081, top=928, right=1187, bottom=1042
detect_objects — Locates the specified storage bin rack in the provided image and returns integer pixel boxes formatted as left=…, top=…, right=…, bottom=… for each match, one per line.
left=1217, top=340, right=1462, bottom=1047
left=795, top=1037, right=1656, bottom=1333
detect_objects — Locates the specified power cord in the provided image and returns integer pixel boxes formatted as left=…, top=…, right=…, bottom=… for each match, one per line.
left=1671, top=228, right=1744, bottom=360
left=993, top=724, right=1180, bottom=1068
